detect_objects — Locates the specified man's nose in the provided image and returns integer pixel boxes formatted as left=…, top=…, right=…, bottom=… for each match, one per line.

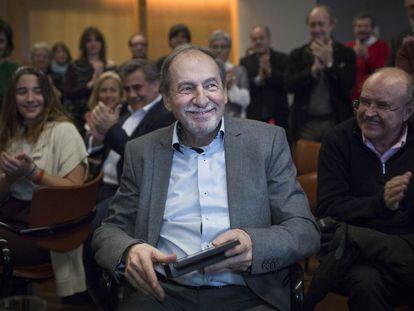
left=126, top=88, right=136, bottom=100
left=364, top=105, right=378, bottom=116
left=193, top=87, right=208, bottom=107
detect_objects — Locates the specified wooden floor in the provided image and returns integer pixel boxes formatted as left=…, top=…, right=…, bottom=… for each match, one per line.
left=16, top=257, right=412, bottom=310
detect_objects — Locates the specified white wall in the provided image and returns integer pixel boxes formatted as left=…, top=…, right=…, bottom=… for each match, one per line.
left=238, top=0, right=316, bottom=58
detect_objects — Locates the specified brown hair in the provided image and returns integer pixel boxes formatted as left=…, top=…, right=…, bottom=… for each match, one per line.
left=0, top=67, right=70, bottom=150
left=79, top=26, right=107, bottom=62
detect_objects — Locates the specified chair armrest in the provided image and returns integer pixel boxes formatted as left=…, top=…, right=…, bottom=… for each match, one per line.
left=0, top=210, right=96, bottom=237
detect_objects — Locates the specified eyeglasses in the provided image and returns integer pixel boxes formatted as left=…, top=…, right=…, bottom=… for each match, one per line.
left=352, top=99, right=401, bottom=112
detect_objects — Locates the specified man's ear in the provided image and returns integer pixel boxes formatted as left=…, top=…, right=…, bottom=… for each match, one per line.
left=404, top=102, right=414, bottom=122
left=163, top=95, right=172, bottom=111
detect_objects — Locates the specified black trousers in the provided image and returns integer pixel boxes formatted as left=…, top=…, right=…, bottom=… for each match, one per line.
left=119, top=279, right=276, bottom=311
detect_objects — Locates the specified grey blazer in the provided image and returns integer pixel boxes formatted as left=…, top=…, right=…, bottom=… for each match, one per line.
left=92, top=116, right=320, bottom=310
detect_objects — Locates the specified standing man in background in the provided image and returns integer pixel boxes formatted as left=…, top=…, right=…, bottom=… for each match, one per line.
left=345, top=13, right=389, bottom=100
left=128, top=33, right=148, bottom=60
left=240, top=26, right=289, bottom=130
left=285, top=5, right=356, bottom=142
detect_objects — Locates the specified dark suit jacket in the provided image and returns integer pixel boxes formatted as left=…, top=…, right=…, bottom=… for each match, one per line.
left=389, top=27, right=412, bottom=66
left=240, top=49, right=289, bottom=128
left=285, top=41, right=356, bottom=141
left=91, top=98, right=175, bottom=180
left=92, top=117, right=320, bottom=310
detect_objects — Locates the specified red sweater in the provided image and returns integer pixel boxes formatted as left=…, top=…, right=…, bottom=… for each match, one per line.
left=345, top=39, right=390, bottom=100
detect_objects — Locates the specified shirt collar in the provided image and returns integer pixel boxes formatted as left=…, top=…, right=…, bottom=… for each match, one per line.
left=127, top=94, right=162, bottom=115
left=172, top=117, right=225, bottom=153
left=362, top=126, right=408, bottom=155
left=363, top=35, right=378, bottom=47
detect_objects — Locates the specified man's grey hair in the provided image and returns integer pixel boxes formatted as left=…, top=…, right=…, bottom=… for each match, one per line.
left=159, top=44, right=227, bottom=96
left=31, top=42, right=52, bottom=61
left=209, top=29, right=232, bottom=48
left=117, top=58, right=158, bottom=84
left=250, top=25, right=271, bottom=38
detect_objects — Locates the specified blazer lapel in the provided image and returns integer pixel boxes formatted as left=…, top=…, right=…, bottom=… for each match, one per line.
left=147, top=124, right=174, bottom=245
left=224, top=117, right=243, bottom=229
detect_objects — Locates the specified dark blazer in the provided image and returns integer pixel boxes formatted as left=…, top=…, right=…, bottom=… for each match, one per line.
left=92, top=98, right=175, bottom=179
left=92, top=117, right=320, bottom=310
left=285, top=41, right=356, bottom=141
left=240, top=49, right=289, bottom=128
left=389, top=27, right=412, bottom=66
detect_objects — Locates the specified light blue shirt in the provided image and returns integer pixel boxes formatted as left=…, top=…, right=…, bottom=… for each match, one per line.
left=155, top=119, right=245, bottom=287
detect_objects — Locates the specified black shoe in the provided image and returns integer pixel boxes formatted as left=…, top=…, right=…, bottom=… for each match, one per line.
left=61, top=291, right=93, bottom=305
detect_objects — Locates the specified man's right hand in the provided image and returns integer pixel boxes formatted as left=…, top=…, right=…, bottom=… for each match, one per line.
left=124, top=243, right=176, bottom=301
left=383, top=171, right=412, bottom=210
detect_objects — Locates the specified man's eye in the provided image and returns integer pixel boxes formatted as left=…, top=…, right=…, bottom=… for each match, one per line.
left=206, top=83, right=218, bottom=90
left=376, top=102, right=391, bottom=110
left=179, top=86, right=192, bottom=93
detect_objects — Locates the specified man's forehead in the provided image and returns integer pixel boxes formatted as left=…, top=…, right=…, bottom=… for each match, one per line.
left=308, top=8, right=331, bottom=23
left=362, top=74, right=407, bottom=100
left=132, top=35, right=146, bottom=43
left=171, top=51, right=217, bottom=72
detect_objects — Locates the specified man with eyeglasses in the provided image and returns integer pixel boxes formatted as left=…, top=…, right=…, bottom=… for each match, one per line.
left=128, top=33, right=148, bottom=60
left=310, top=67, right=414, bottom=310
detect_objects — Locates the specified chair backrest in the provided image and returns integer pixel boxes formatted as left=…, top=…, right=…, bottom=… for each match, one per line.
left=28, top=171, right=103, bottom=252
left=293, top=139, right=321, bottom=175
left=297, top=172, right=317, bottom=214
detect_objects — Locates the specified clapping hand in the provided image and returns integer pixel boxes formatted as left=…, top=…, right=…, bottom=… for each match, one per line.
left=384, top=171, right=412, bottom=211
left=0, top=152, right=34, bottom=180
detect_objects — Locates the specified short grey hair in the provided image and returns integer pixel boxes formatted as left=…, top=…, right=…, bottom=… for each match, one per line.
left=209, top=29, right=232, bottom=48
left=159, top=44, right=227, bottom=96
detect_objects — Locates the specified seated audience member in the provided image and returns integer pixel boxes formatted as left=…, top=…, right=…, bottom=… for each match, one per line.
left=306, top=67, right=414, bottom=310
left=240, top=26, right=289, bottom=128
left=285, top=5, right=356, bottom=142
left=64, top=26, right=116, bottom=136
left=0, top=67, right=89, bottom=300
left=50, top=42, right=72, bottom=95
left=128, top=33, right=148, bottom=60
left=396, top=40, right=414, bottom=75
left=92, top=44, right=320, bottom=311
left=0, top=19, right=19, bottom=110
left=30, top=42, right=52, bottom=74
left=155, top=23, right=191, bottom=72
left=85, top=71, right=125, bottom=183
left=345, top=13, right=389, bottom=100
left=209, top=29, right=250, bottom=118
left=88, top=59, right=174, bottom=203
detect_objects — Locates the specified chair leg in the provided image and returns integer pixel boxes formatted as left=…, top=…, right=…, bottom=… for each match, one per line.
left=0, top=239, right=13, bottom=297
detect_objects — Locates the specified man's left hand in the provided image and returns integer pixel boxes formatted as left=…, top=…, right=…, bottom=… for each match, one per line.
left=204, top=229, right=252, bottom=273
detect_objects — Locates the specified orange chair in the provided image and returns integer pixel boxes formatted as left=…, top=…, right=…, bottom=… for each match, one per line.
left=297, top=172, right=318, bottom=215
left=0, top=171, right=103, bottom=296
left=293, top=139, right=321, bottom=175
